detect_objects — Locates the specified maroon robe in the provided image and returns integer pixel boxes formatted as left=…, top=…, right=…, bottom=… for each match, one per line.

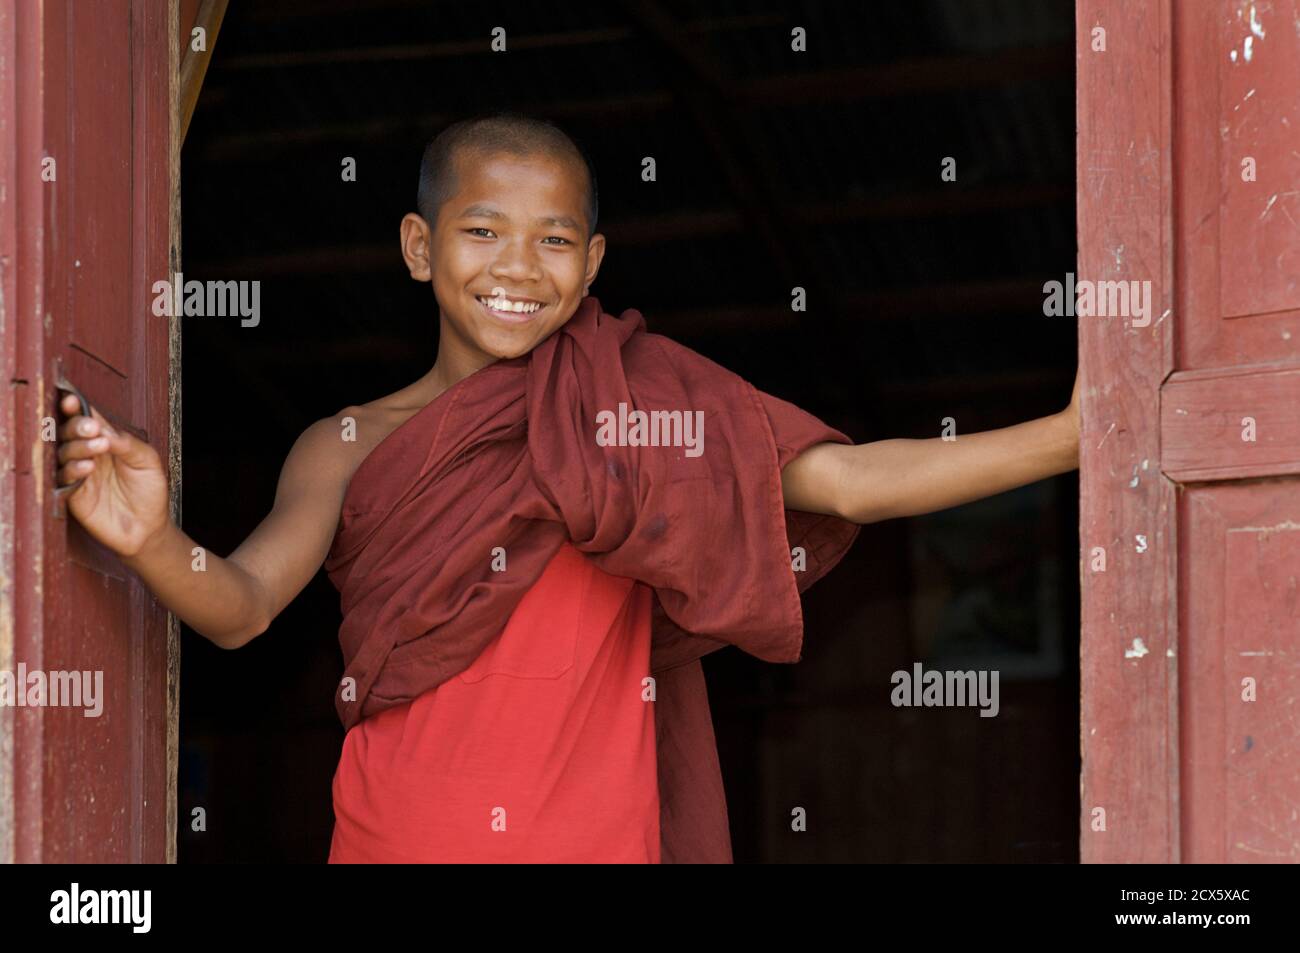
left=323, top=296, right=860, bottom=862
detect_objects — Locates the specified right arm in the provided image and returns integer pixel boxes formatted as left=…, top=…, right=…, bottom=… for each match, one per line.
left=56, top=393, right=355, bottom=649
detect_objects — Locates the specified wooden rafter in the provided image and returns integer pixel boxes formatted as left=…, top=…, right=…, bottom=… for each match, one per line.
left=192, top=44, right=1073, bottom=160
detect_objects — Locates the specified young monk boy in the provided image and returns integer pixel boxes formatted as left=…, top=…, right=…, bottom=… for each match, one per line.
left=55, top=113, right=1080, bottom=863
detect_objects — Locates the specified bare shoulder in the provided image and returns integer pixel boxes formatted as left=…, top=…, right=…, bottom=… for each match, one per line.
left=285, top=405, right=379, bottom=488
left=264, top=414, right=348, bottom=509
left=286, top=383, right=437, bottom=490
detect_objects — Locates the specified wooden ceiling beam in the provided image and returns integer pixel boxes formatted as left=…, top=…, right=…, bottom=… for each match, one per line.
left=619, top=0, right=815, bottom=298
left=218, top=14, right=783, bottom=70
left=192, top=44, right=1073, bottom=160
left=199, top=181, right=1069, bottom=275
left=641, top=280, right=1050, bottom=337
left=745, top=43, right=1072, bottom=105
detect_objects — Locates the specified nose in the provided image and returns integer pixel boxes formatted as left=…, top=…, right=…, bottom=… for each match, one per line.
left=488, top=235, right=543, bottom=284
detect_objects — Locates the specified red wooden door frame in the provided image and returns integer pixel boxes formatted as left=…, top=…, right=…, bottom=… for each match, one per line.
left=0, top=0, right=179, bottom=863
left=1077, top=0, right=1180, bottom=864
left=1078, top=0, right=1300, bottom=862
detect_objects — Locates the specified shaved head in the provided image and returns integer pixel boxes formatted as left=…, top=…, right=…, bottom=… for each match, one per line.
left=416, top=113, right=599, bottom=237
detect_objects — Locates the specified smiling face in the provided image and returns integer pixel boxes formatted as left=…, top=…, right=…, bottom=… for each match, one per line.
left=400, top=149, right=605, bottom=372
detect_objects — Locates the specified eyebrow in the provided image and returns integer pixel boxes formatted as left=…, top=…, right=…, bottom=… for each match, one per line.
left=457, top=204, right=581, bottom=231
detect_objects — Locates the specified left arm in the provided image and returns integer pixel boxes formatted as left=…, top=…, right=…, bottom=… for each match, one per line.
left=782, top=372, right=1081, bottom=525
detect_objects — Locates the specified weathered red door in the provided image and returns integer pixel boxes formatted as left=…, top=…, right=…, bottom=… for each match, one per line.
left=1079, top=0, right=1300, bottom=861
left=0, top=0, right=177, bottom=861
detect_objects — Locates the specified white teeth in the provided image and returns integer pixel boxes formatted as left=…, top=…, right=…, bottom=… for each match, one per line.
left=478, top=295, right=541, bottom=314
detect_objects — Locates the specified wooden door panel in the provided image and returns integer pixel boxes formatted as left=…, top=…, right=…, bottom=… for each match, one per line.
left=42, top=599, right=136, bottom=862
left=68, top=0, right=136, bottom=377
left=1177, top=0, right=1300, bottom=369
left=1214, top=3, right=1300, bottom=320
left=1223, top=525, right=1300, bottom=863
left=1181, top=484, right=1300, bottom=862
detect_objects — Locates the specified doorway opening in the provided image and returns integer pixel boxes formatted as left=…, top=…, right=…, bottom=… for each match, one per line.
left=178, top=0, right=1080, bottom=863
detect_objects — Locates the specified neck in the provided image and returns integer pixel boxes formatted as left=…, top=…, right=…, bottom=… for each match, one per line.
left=423, top=315, right=500, bottom=398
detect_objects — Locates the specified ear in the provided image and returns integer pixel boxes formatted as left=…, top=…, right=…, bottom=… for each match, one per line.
left=583, top=232, right=606, bottom=295
left=400, top=212, right=433, bottom=282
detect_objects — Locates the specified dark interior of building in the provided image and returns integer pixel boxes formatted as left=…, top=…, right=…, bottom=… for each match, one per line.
left=178, top=0, right=1080, bottom=863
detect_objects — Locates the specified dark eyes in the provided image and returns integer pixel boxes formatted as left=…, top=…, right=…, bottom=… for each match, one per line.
left=463, top=228, right=572, bottom=246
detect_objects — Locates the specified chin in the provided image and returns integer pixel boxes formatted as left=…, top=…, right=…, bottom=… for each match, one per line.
left=478, top=331, right=540, bottom=361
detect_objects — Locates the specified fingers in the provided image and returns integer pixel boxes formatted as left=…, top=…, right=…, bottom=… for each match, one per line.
left=56, top=433, right=110, bottom=465
left=56, top=393, right=117, bottom=480
left=57, top=457, right=97, bottom=487
left=58, top=411, right=102, bottom=443
left=57, top=394, right=114, bottom=439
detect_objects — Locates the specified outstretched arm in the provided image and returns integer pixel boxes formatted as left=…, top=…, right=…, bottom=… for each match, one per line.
left=781, top=370, right=1080, bottom=525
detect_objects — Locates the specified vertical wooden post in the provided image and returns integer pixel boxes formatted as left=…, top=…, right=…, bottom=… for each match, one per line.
left=1075, top=0, right=1180, bottom=862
